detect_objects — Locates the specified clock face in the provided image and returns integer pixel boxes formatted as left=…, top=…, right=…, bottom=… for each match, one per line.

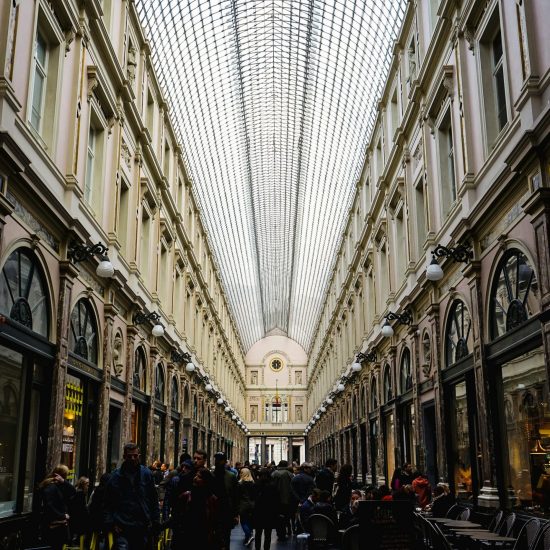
left=270, top=359, right=283, bottom=372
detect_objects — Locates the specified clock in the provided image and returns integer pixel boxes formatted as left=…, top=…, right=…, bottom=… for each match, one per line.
left=270, top=358, right=283, bottom=372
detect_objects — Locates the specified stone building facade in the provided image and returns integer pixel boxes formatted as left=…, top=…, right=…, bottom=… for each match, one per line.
left=305, top=0, right=550, bottom=517
left=0, top=0, right=247, bottom=545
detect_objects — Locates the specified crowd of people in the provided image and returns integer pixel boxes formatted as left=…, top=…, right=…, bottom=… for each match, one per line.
left=37, top=445, right=456, bottom=550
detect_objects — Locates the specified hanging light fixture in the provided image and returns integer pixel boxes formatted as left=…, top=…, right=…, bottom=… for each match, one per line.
left=134, top=311, right=164, bottom=338
left=320, top=406, right=326, bottom=413
left=68, top=241, right=115, bottom=278
left=426, top=243, right=472, bottom=281
left=381, top=310, right=412, bottom=338
left=326, top=397, right=333, bottom=405
left=217, top=397, right=224, bottom=405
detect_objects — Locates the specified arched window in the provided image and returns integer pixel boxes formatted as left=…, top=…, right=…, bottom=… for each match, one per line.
left=490, top=249, right=537, bottom=340
left=445, top=300, right=472, bottom=367
left=171, top=376, right=179, bottom=411
left=352, top=394, right=358, bottom=420
left=400, top=348, right=412, bottom=393
left=0, top=247, right=49, bottom=336
left=193, top=395, right=198, bottom=420
left=134, top=347, right=146, bottom=390
left=69, top=299, right=98, bottom=364
left=383, top=364, right=392, bottom=403
left=155, top=363, right=165, bottom=402
left=370, top=379, right=378, bottom=411
left=183, top=386, right=190, bottom=416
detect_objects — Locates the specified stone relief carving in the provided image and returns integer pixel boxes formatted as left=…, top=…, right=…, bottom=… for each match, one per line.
left=112, top=334, right=124, bottom=377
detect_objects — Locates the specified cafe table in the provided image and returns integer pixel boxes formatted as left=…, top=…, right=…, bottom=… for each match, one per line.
left=467, top=533, right=516, bottom=547
left=442, top=520, right=482, bottom=529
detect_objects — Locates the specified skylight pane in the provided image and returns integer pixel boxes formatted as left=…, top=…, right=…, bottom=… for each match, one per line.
left=136, top=0, right=406, bottom=352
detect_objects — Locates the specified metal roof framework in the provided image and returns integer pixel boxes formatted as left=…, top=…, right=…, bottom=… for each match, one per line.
left=136, top=0, right=406, bottom=352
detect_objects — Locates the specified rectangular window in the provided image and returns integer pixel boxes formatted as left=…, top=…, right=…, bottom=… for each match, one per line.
left=438, top=110, right=456, bottom=218
left=30, top=30, right=47, bottom=132
left=414, top=177, right=427, bottom=257
left=140, top=209, right=151, bottom=285
left=480, top=10, right=508, bottom=150
left=117, top=181, right=130, bottom=252
left=492, top=30, right=507, bottom=132
left=84, top=127, right=95, bottom=204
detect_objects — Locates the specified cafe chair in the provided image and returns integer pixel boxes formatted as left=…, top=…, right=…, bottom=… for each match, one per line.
left=341, top=524, right=359, bottom=550
left=427, top=521, right=456, bottom=550
left=457, top=508, right=471, bottom=521
left=446, top=505, right=466, bottom=520
left=532, top=522, right=550, bottom=550
left=511, top=518, right=541, bottom=550
left=307, top=514, right=337, bottom=549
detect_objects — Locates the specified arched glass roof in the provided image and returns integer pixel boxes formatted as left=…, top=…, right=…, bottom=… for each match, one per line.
left=137, top=0, right=406, bottom=352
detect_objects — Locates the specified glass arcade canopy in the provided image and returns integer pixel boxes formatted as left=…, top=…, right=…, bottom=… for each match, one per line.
left=137, top=0, right=406, bottom=352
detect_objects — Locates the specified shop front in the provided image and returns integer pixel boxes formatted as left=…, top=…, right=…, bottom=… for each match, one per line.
left=0, top=247, right=54, bottom=547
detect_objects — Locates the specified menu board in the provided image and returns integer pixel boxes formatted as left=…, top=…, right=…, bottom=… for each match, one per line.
left=358, top=500, right=415, bottom=549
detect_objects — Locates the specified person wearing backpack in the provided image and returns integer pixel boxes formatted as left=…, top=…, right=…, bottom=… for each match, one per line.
left=39, top=464, right=76, bottom=550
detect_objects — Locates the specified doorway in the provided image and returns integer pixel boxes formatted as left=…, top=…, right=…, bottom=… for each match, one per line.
left=422, top=402, right=438, bottom=486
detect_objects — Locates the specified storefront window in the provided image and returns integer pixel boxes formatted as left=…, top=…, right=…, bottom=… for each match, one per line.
left=445, top=300, right=472, bottom=366
left=61, top=373, right=84, bottom=482
left=153, top=412, right=165, bottom=462
left=385, top=413, right=395, bottom=483
left=134, top=348, right=146, bottom=390
left=400, top=348, right=412, bottom=393
left=171, top=376, right=179, bottom=411
left=0, top=248, right=49, bottom=336
left=155, top=363, right=165, bottom=402
left=500, top=348, right=550, bottom=513
left=490, top=249, right=538, bottom=339
left=0, top=346, right=23, bottom=517
left=451, top=381, right=473, bottom=499
left=383, top=365, right=392, bottom=403
left=69, top=299, right=98, bottom=364
left=370, top=379, right=378, bottom=411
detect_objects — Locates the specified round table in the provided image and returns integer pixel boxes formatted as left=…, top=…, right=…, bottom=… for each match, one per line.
left=443, top=520, right=482, bottom=528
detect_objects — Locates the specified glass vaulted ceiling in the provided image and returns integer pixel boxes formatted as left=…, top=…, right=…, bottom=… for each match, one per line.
left=136, top=0, right=406, bottom=352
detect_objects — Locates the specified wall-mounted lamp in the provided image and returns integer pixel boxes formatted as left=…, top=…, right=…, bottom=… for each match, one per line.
left=68, top=241, right=115, bottom=278
left=337, top=383, right=345, bottom=392
left=326, top=397, right=334, bottom=405
left=320, top=406, right=326, bottom=413
left=225, top=406, right=231, bottom=412
left=134, top=311, right=164, bottom=337
left=172, top=350, right=196, bottom=373
left=426, top=243, right=472, bottom=281
left=381, top=310, right=413, bottom=338
left=232, top=414, right=237, bottom=420
left=217, top=397, right=224, bottom=405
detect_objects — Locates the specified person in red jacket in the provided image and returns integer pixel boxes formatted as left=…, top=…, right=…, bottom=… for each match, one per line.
left=412, top=473, right=432, bottom=509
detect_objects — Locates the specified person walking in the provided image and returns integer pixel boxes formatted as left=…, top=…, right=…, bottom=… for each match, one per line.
left=173, top=467, right=219, bottom=550
left=104, top=442, right=161, bottom=550
left=314, top=458, right=337, bottom=494
left=238, top=467, right=255, bottom=546
left=88, top=472, right=112, bottom=549
left=38, top=464, right=76, bottom=550
left=212, top=451, right=239, bottom=550
left=333, top=464, right=353, bottom=512
left=271, top=460, right=294, bottom=541
left=252, top=468, right=279, bottom=550
left=291, top=463, right=315, bottom=505
left=69, top=476, right=91, bottom=545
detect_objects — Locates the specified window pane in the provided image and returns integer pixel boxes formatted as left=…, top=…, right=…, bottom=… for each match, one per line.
left=31, top=71, right=45, bottom=130
left=451, top=381, right=472, bottom=500
left=22, top=386, right=41, bottom=513
left=35, top=32, right=47, bottom=66
left=501, top=348, right=550, bottom=513
left=61, top=374, right=84, bottom=483
left=0, top=345, right=24, bottom=518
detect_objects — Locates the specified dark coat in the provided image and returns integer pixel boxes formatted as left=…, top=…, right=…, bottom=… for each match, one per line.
left=104, top=464, right=160, bottom=530
left=299, top=497, right=316, bottom=528
left=311, top=502, right=338, bottom=528
left=315, top=468, right=335, bottom=494
left=291, top=472, right=315, bottom=504
left=213, top=468, right=239, bottom=521
left=333, top=477, right=352, bottom=511
left=69, top=490, right=90, bottom=536
left=88, top=484, right=108, bottom=532
left=41, top=481, right=76, bottom=526
left=431, top=493, right=456, bottom=518
left=238, top=481, right=255, bottom=519
left=252, top=481, right=279, bottom=529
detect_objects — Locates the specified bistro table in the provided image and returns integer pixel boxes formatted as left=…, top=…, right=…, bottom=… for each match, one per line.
left=443, top=520, right=482, bottom=529
left=468, top=533, right=516, bottom=548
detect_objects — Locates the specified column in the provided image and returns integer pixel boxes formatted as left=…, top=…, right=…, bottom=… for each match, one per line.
left=287, top=436, right=292, bottom=463
left=261, top=436, right=267, bottom=466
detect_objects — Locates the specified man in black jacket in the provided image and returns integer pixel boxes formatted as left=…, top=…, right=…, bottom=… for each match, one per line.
left=104, top=443, right=161, bottom=550
left=314, top=458, right=337, bottom=494
left=213, top=451, right=239, bottom=549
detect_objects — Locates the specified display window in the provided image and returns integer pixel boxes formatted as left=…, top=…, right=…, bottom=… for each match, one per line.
left=61, top=374, right=83, bottom=482
left=384, top=412, right=395, bottom=483
left=499, top=348, right=550, bottom=513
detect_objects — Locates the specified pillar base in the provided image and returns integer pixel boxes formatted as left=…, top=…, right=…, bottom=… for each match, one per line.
left=477, top=484, right=500, bottom=508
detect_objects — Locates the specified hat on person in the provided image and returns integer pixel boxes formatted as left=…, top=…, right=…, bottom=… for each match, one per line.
left=214, top=451, right=227, bottom=461
left=181, top=459, right=194, bottom=469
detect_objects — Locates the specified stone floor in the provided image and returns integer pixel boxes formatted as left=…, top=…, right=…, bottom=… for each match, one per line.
left=229, top=527, right=298, bottom=550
